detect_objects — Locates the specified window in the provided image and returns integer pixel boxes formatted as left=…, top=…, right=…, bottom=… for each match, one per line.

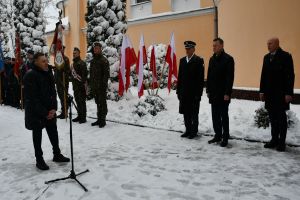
left=136, top=0, right=151, bottom=4
left=172, top=0, right=200, bottom=12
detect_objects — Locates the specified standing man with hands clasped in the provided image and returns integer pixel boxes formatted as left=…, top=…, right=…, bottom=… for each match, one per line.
left=23, top=53, right=70, bottom=171
left=177, top=41, right=205, bottom=139
left=259, top=37, right=295, bottom=152
left=207, top=38, right=235, bottom=147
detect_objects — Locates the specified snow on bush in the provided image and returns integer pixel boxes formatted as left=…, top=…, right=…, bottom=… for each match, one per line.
left=0, top=0, right=14, bottom=57
left=86, top=0, right=127, bottom=101
left=133, top=95, right=166, bottom=117
left=254, top=105, right=299, bottom=129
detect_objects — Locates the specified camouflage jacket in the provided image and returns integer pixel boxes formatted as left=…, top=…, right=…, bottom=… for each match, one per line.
left=71, top=57, right=88, bottom=88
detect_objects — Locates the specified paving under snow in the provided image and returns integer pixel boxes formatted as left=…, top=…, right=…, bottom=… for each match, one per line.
left=1, top=89, right=300, bottom=200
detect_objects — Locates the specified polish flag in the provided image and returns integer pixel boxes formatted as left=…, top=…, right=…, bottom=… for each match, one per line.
left=150, top=45, right=158, bottom=89
left=136, top=35, right=147, bottom=98
left=165, top=33, right=178, bottom=93
left=119, top=35, right=137, bottom=96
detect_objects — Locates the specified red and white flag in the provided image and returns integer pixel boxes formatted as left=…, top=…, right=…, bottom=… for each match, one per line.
left=118, top=35, right=137, bottom=96
left=136, top=35, right=147, bottom=98
left=165, top=33, right=178, bottom=93
left=150, top=45, right=158, bottom=89
left=50, top=22, right=64, bottom=69
left=14, top=32, right=21, bottom=78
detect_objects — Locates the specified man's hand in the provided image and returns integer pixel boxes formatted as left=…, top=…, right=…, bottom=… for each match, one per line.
left=285, top=95, right=293, bottom=103
left=47, top=109, right=56, bottom=120
left=224, top=95, right=230, bottom=101
left=260, top=93, right=265, bottom=102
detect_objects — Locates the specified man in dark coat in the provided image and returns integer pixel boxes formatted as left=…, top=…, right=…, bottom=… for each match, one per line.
left=207, top=38, right=234, bottom=147
left=23, top=53, right=70, bottom=170
left=260, top=37, right=295, bottom=152
left=20, top=50, right=34, bottom=108
left=90, top=42, right=110, bottom=128
left=71, top=47, right=88, bottom=123
left=55, top=46, right=71, bottom=119
left=177, top=41, right=205, bottom=139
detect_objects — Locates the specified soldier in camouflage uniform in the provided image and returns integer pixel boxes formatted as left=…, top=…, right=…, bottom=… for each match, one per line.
left=71, top=47, right=88, bottom=123
left=55, top=46, right=71, bottom=119
left=89, top=42, right=110, bottom=128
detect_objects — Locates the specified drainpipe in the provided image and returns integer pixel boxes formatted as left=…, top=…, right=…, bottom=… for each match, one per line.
left=212, top=0, right=218, bottom=38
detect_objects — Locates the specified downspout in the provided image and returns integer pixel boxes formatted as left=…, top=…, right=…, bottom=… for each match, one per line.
left=212, top=0, right=218, bottom=38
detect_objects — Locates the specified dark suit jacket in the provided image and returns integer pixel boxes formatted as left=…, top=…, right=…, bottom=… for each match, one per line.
left=176, top=54, right=204, bottom=114
left=206, top=51, right=235, bottom=104
left=260, top=48, right=295, bottom=110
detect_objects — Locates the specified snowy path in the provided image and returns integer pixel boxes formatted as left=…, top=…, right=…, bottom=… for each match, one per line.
left=1, top=106, right=300, bottom=200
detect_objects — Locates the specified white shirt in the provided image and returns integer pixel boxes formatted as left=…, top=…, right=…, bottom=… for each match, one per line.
left=186, top=53, right=195, bottom=63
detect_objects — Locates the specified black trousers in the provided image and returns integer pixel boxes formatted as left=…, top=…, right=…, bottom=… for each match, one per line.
left=32, top=120, right=61, bottom=160
left=267, top=108, right=287, bottom=145
left=211, top=103, right=229, bottom=140
left=184, top=113, right=199, bottom=134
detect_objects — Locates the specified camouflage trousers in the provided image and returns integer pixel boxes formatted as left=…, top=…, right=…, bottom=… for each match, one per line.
left=94, top=93, right=107, bottom=122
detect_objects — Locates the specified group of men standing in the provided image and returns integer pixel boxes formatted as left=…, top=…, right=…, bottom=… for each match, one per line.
left=177, top=37, right=294, bottom=151
left=21, top=42, right=110, bottom=170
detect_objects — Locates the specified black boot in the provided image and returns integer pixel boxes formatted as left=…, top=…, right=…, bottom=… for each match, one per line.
left=99, top=121, right=106, bottom=128
left=79, top=118, right=87, bottom=124
left=208, top=137, right=221, bottom=144
left=188, top=133, right=198, bottom=139
left=53, top=154, right=70, bottom=163
left=220, top=139, right=228, bottom=147
left=91, top=120, right=99, bottom=126
left=36, top=158, right=49, bottom=170
left=276, top=144, right=286, bottom=152
left=181, top=132, right=190, bottom=138
left=264, top=140, right=278, bottom=149
left=72, top=117, right=80, bottom=122
left=57, top=113, right=67, bottom=119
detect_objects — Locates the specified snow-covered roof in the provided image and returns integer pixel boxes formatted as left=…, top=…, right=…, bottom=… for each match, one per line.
left=45, top=17, right=69, bottom=34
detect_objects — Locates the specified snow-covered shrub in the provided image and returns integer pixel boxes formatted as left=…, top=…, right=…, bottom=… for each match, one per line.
left=133, top=95, right=166, bottom=117
left=254, top=106, right=270, bottom=129
left=254, top=106, right=299, bottom=129
left=85, top=0, right=127, bottom=101
left=14, top=0, right=48, bottom=55
left=0, top=0, right=14, bottom=57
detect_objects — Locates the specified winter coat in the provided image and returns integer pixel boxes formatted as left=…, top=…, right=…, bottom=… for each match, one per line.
left=206, top=50, right=235, bottom=104
left=260, top=48, right=295, bottom=111
left=23, top=65, right=57, bottom=130
left=176, top=54, right=205, bottom=114
left=71, top=57, right=88, bottom=94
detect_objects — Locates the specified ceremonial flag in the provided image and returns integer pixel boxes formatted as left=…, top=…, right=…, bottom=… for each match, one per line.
left=165, top=33, right=178, bottom=92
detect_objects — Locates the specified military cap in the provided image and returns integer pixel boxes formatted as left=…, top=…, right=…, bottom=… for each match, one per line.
left=73, top=47, right=80, bottom=52
left=93, top=42, right=102, bottom=47
left=184, top=41, right=196, bottom=49
left=27, top=50, right=34, bottom=55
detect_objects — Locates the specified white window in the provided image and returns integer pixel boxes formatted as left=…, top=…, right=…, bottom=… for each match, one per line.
left=172, top=0, right=200, bottom=12
left=130, top=0, right=152, bottom=19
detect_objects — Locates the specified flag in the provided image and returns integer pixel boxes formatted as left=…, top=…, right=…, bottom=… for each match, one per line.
left=118, top=35, right=137, bottom=96
left=14, top=33, right=21, bottom=78
left=0, top=38, right=4, bottom=72
left=165, top=33, right=178, bottom=92
left=136, top=35, right=147, bottom=98
left=50, top=22, right=64, bottom=69
left=150, top=45, right=158, bottom=89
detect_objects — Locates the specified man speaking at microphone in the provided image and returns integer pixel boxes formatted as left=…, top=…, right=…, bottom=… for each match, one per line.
left=23, top=53, right=70, bottom=171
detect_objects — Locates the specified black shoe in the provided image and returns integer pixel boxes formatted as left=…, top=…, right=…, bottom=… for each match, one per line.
left=99, top=121, right=106, bottom=128
left=57, top=113, right=67, bottom=119
left=79, top=119, right=87, bottom=124
left=208, top=137, right=221, bottom=144
left=220, top=140, right=228, bottom=147
left=264, top=141, right=278, bottom=149
left=91, top=120, right=99, bottom=126
left=188, top=133, right=198, bottom=139
left=181, top=132, right=190, bottom=138
left=53, top=154, right=70, bottom=163
left=36, top=158, right=49, bottom=170
left=72, top=117, right=80, bottom=122
left=276, top=144, right=286, bottom=152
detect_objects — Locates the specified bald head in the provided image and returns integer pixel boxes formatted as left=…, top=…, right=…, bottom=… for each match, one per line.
left=267, top=37, right=280, bottom=53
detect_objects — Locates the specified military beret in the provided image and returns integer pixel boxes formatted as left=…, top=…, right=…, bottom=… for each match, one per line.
left=184, top=41, right=196, bottom=49
left=73, top=47, right=80, bottom=52
left=27, top=50, right=34, bottom=55
left=93, top=42, right=102, bottom=47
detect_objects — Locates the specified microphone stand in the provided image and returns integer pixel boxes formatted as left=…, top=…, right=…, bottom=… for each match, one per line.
left=45, top=95, right=89, bottom=192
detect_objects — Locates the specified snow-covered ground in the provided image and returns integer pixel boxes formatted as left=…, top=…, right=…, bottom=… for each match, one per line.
left=1, top=89, right=300, bottom=200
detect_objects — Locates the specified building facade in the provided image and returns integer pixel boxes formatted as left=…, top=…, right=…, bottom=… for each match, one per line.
left=46, top=0, right=300, bottom=90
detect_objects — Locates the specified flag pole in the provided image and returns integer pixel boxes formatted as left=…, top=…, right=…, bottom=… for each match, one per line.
left=156, top=60, right=167, bottom=96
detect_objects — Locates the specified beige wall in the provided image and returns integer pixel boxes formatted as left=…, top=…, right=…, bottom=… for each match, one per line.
left=152, top=0, right=171, bottom=14
left=127, top=13, right=215, bottom=76
left=218, top=0, right=300, bottom=89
